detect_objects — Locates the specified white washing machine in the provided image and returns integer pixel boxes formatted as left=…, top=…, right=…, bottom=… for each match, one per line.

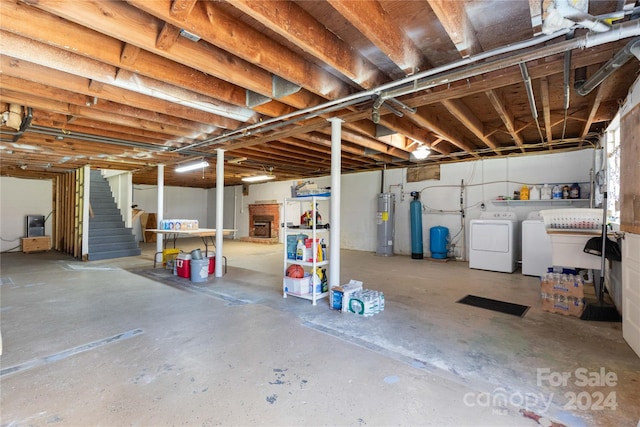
left=469, top=212, right=519, bottom=273
left=522, top=211, right=552, bottom=277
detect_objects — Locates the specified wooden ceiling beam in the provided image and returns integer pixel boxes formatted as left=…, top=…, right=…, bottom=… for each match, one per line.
left=1, top=74, right=217, bottom=138
left=375, top=115, right=438, bottom=148
left=31, top=110, right=174, bottom=143
left=485, top=89, right=525, bottom=150
left=0, top=39, right=242, bottom=130
left=170, top=0, right=198, bottom=20
left=410, top=107, right=480, bottom=158
left=441, top=98, right=499, bottom=152
left=227, top=0, right=387, bottom=90
left=327, top=0, right=427, bottom=75
left=402, top=45, right=623, bottom=110
left=1, top=1, right=293, bottom=117
left=23, top=0, right=276, bottom=98
left=580, top=80, right=608, bottom=144
left=129, top=0, right=352, bottom=100
left=426, top=0, right=482, bottom=58
left=295, top=132, right=396, bottom=164
left=156, top=22, right=181, bottom=51
left=279, top=138, right=372, bottom=166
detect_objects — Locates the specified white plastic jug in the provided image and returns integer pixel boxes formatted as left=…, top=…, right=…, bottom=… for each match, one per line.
left=541, top=184, right=551, bottom=200
left=530, top=185, right=540, bottom=200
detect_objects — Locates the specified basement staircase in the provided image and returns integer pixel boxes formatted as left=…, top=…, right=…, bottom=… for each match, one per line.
left=88, top=170, right=141, bottom=261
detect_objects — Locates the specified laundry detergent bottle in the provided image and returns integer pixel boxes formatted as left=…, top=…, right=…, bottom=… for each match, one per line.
left=530, top=185, right=540, bottom=200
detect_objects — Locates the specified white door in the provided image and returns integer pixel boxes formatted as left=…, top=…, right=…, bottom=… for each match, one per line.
left=622, top=233, right=640, bottom=358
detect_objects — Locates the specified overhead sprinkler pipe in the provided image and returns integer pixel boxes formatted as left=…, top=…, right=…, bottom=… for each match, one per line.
left=576, top=37, right=640, bottom=96
left=519, top=63, right=546, bottom=144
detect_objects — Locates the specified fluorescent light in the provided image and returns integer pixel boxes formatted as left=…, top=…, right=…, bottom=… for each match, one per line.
left=241, top=174, right=275, bottom=183
left=412, top=145, right=430, bottom=160
left=175, top=160, right=209, bottom=173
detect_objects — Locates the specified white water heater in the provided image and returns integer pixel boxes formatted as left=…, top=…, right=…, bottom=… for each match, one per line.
left=376, top=193, right=395, bottom=256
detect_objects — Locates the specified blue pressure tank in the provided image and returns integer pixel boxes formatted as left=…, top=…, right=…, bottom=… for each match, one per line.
left=410, top=192, right=423, bottom=259
left=430, top=226, right=449, bottom=259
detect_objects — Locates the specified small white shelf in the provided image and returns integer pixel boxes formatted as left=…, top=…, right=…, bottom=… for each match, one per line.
left=283, top=196, right=330, bottom=306
left=285, top=259, right=329, bottom=267
left=285, top=227, right=328, bottom=234
left=491, top=199, right=590, bottom=206
left=284, top=291, right=330, bottom=301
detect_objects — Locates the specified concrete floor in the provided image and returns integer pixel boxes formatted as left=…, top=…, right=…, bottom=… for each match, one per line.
left=1, top=239, right=639, bottom=427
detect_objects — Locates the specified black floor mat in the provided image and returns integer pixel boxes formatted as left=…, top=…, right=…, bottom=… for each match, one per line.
left=457, top=295, right=529, bottom=317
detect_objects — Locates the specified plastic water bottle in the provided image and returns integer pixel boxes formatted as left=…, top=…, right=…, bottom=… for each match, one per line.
left=296, top=240, right=304, bottom=260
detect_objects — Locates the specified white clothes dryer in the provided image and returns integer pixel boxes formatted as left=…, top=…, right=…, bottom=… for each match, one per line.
left=469, top=212, right=519, bottom=273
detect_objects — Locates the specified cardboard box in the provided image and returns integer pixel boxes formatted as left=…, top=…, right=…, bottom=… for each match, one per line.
left=541, top=293, right=585, bottom=317
left=330, top=280, right=363, bottom=311
left=540, top=274, right=584, bottom=298
left=284, top=274, right=311, bottom=295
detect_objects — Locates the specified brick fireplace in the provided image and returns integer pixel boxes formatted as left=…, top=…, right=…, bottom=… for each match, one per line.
left=243, top=203, right=280, bottom=244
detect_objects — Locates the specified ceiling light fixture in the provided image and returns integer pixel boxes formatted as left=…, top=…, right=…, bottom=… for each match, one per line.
left=241, top=174, right=275, bottom=183
left=175, top=160, right=209, bottom=173
left=412, top=145, right=430, bottom=160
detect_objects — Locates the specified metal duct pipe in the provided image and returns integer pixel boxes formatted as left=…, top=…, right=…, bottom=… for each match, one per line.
left=576, top=37, right=640, bottom=96
left=632, top=41, right=640, bottom=60
left=3, top=124, right=214, bottom=158
left=12, top=107, right=33, bottom=142
left=181, top=19, right=638, bottom=152
left=176, top=28, right=575, bottom=152
left=519, top=63, right=545, bottom=144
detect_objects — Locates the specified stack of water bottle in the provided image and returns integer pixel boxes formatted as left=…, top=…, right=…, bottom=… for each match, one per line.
left=347, top=289, right=385, bottom=317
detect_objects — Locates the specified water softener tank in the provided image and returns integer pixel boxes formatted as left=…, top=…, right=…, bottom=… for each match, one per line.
left=430, top=226, right=449, bottom=259
left=376, top=193, right=395, bottom=256
left=410, top=191, right=423, bottom=259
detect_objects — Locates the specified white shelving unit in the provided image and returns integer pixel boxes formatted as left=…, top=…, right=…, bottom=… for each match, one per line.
left=282, top=196, right=329, bottom=305
left=491, top=199, right=591, bottom=207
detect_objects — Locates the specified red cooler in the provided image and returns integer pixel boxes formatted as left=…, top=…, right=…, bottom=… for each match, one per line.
left=207, top=252, right=216, bottom=274
left=176, top=253, right=191, bottom=278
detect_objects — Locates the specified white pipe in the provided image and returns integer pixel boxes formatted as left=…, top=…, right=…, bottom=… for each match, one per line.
left=156, top=164, right=164, bottom=264
left=178, top=27, right=576, bottom=152
left=82, top=165, right=90, bottom=258
left=233, top=185, right=237, bottom=240
left=554, top=0, right=611, bottom=33
left=215, top=149, right=224, bottom=277
left=329, top=118, right=343, bottom=289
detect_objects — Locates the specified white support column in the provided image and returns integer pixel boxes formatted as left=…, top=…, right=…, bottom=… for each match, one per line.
left=328, top=118, right=343, bottom=289
left=156, top=164, right=164, bottom=264
left=215, top=149, right=224, bottom=277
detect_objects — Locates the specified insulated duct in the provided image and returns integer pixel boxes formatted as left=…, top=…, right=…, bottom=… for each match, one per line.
left=542, top=0, right=611, bottom=34
left=576, top=37, right=640, bottom=96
